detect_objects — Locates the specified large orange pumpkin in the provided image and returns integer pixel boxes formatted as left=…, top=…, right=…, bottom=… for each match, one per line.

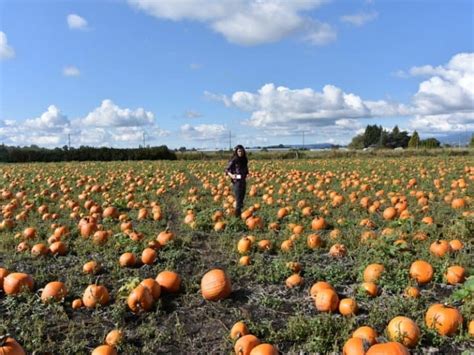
left=156, top=271, right=181, bottom=293
left=3, top=273, right=34, bottom=295
left=41, top=281, right=68, bottom=302
left=234, top=334, right=261, bottom=355
left=366, top=342, right=409, bottom=355
left=425, top=304, right=463, bottom=336
left=0, top=337, right=26, bottom=355
left=127, top=284, right=154, bottom=313
left=201, top=269, right=232, bottom=301
left=409, top=260, right=433, bottom=284
left=82, top=284, right=110, bottom=308
left=386, top=316, right=420, bottom=348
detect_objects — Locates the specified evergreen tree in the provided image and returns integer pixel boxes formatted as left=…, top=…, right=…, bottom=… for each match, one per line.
left=470, top=134, right=474, bottom=148
left=420, top=138, right=440, bottom=149
left=408, top=131, right=420, bottom=148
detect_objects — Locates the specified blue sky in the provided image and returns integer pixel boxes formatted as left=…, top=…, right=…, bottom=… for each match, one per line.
left=1, top=0, right=473, bottom=149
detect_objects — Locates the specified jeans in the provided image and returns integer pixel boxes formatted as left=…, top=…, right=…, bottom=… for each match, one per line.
left=233, top=179, right=246, bottom=216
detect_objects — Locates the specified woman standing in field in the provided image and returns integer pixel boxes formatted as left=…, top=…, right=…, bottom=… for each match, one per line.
left=225, top=145, right=249, bottom=217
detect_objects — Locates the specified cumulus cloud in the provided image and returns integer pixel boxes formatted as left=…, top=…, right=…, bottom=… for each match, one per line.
left=340, top=11, right=378, bottom=26
left=81, top=99, right=155, bottom=127
left=63, top=66, right=80, bottom=77
left=0, top=31, right=15, bottom=59
left=408, top=53, right=474, bottom=133
left=24, top=105, right=70, bottom=130
left=0, top=101, right=168, bottom=148
left=180, top=123, right=227, bottom=141
left=67, top=14, right=88, bottom=30
left=208, top=52, right=473, bottom=137
left=212, top=83, right=409, bottom=129
left=128, top=0, right=332, bottom=46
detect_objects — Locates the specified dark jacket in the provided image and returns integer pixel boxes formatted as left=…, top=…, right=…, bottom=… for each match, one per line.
left=225, top=157, right=249, bottom=180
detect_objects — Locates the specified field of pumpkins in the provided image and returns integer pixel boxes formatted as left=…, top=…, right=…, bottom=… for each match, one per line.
left=0, top=156, right=473, bottom=354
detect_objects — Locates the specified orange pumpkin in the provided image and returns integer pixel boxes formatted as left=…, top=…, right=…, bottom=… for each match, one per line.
left=425, top=304, right=463, bottom=336
left=339, top=298, right=358, bottom=316
left=91, top=344, right=117, bottom=355
left=342, top=337, right=365, bottom=355
left=234, top=334, right=261, bottom=355
left=315, top=288, right=339, bottom=312
left=156, top=270, right=181, bottom=293
left=140, top=278, right=161, bottom=300
left=82, top=284, right=110, bottom=308
left=230, top=321, right=249, bottom=340
left=127, top=284, right=154, bottom=313
left=366, top=342, right=409, bottom=355
left=41, top=281, right=68, bottom=302
left=201, top=269, right=232, bottom=301
left=363, top=264, right=385, bottom=283
left=445, top=265, right=466, bottom=285
left=386, top=316, right=420, bottom=348
left=352, top=326, right=377, bottom=346
left=0, top=337, right=26, bottom=355
left=249, top=343, right=278, bottom=355
left=3, top=272, right=34, bottom=295
left=409, top=260, right=433, bottom=284
left=285, top=274, right=303, bottom=288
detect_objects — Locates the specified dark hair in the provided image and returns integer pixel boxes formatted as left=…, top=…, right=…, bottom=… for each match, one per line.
left=232, top=144, right=247, bottom=163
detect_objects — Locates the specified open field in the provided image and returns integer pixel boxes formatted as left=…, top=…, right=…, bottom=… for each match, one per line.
left=0, top=156, right=473, bottom=354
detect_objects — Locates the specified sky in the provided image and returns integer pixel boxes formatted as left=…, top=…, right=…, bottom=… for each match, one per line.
left=0, top=0, right=473, bottom=149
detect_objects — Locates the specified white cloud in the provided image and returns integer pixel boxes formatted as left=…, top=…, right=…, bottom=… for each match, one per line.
left=190, top=63, right=202, bottom=70
left=303, top=20, right=337, bottom=46
left=214, top=83, right=409, bottom=129
left=63, top=66, right=80, bottom=77
left=180, top=123, right=227, bottom=141
left=0, top=31, right=15, bottom=59
left=67, top=14, right=88, bottom=30
left=81, top=99, right=155, bottom=127
left=340, top=11, right=378, bottom=26
left=184, top=110, right=202, bottom=118
left=24, top=105, right=70, bottom=129
left=128, top=0, right=332, bottom=46
left=408, top=53, right=474, bottom=133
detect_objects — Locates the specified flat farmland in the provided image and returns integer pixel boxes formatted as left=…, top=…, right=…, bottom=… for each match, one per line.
left=0, top=156, right=473, bottom=354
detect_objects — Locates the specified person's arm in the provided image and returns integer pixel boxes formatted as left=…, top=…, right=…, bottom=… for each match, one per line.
left=225, top=159, right=236, bottom=179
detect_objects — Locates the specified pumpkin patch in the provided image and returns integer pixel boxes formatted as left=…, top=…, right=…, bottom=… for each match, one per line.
left=0, top=157, right=472, bottom=353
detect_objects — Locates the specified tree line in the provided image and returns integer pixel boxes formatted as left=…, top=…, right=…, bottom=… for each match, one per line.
left=0, top=145, right=176, bottom=163
left=348, top=125, right=442, bottom=149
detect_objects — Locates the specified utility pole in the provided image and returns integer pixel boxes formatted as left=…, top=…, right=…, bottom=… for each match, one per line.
left=68, top=134, right=71, bottom=149
left=229, top=130, right=232, bottom=150
left=142, top=132, right=146, bottom=148
left=302, top=131, right=305, bottom=149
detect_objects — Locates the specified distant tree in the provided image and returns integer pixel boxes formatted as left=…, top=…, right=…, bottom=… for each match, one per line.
left=386, top=125, right=410, bottom=148
left=363, top=125, right=383, bottom=147
left=420, top=138, right=441, bottom=148
left=348, top=134, right=365, bottom=149
left=470, top=134, right=474, bottom=148
left=178, top=146, right=187, bottom=152
left=408, top=131, right=420, bottom=148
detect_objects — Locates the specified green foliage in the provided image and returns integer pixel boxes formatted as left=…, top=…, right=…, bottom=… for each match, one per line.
left=408, top=130, right=421, bottom=148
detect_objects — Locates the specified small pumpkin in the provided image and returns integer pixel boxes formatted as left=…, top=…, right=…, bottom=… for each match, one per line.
left=41, top=281, right=68, bottom=303
left=366, top=342, right=409, bottom=355
left=119, top=252, right=136, bottom=267
left=3, top=272, right=34, bottom=295
left=249, top=343, right=278, bottom=355
left=429, top=240, right=451, bottom=257
left=444, top=265, right=466, bottom=285
left=360, top=282, right=378, bottom=297
left=339, top=298, right=358, bottom=316
left=82, top=284, right=110, bottom=308
left=386, top=316, right=420, bottom=348
left=342, top=337, right=365, bottom=355
left=140, top=278, right=161, bottom=300
left=105, top=329, right=123, bottom=347
left=141, top=248, right=157, bottom=265
left=363, top=264, right=385, bottom=283
left=409, top=260, right=433, bottom=284
left=234, top=334, right=261, bottom=355
left=230, top=321, right=249, bottom=340
left=309, top=281, right=334, bottom=298
left=0, top=336, right=26, bottom=355
left=127, top=284, right=154, bottom=313
left=91, top=344, right=117, bottom=355
left=425, top=304, right=463, bottom=336
left=201, top=269, right=232, bottom=301
left=156, top=270, right=181, bottom=293
left=285, top=274, right=303, bottom=288
left=352, top=326, right=377, bottom=346
left=83, top=261, right=100, bottom=274
left=315, top=288, right=339, bottom=312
